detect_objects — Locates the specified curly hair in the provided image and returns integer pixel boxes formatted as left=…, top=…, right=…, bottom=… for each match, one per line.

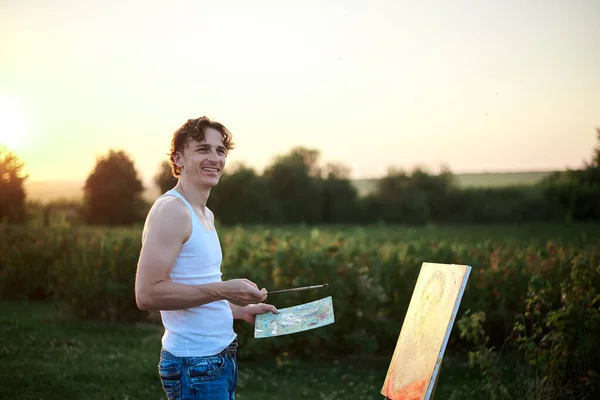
left=169, top=116, right=235, bottom=177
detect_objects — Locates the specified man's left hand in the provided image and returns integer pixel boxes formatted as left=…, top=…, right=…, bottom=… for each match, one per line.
left=241, top=303, right=279, bottom=325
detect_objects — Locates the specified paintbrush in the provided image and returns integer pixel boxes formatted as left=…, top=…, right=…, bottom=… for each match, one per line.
left=267, top=283, right=329, bottom=295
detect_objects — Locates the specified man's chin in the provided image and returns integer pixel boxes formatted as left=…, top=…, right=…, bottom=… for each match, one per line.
left=202, top=178, right=221, bottom=188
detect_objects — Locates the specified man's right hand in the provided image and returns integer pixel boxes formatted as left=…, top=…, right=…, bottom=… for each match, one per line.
left=218, top=279, right=268, bottom=306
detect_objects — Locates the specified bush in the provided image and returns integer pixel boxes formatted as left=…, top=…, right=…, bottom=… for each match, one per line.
left=1, top=222, right=598, bottom=398
left=456, top=247, right=599, bottom=399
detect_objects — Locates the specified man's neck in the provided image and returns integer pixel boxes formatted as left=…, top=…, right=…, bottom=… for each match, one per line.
left=174, top=179, right=211, bottom=211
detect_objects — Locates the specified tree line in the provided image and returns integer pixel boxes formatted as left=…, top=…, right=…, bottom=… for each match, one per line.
left=1, top=128, right=599, bottom=226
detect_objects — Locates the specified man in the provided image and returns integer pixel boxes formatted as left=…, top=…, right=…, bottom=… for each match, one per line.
left=135, top=116, right=278, bottom=400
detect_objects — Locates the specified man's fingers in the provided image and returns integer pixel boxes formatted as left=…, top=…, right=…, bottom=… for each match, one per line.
left=225, top=279, right=270, bottom=306
left=259, top=288, right=268, bottom=301
left=244, top=279, right=259, bottom=289
left=265, top=304, right=279, bottom=313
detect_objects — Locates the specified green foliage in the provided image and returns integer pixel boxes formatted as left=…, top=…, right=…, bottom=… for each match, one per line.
left=165, top=130, right=600, bottom=226
left=541, top=128, right=600, bottom=221
left=452, top=185, right=564, bottom=223
left=209, top=163, right=284, bottom=224
left=153, top=159, right=178, bottom=194
left=207, top=147, right=361, bottom=225
left=321, top=174, right=360, bottom=223
left=1, top=223, right=598, bottom=359
left=456, top=246, right=600, bottom=399
left=83, top=149, right=147, bottom=226
left=206, top=146, right=599, bottom=225
left=457, top=310, right=510, bottom=399
left=49, top=229, right=145, bottom=321
left=0, top=146, right=28, bottom=224
left=25, top=199, right=84, bottom=228
left=1, top=222, right=598, bottom=400
left=0, top=224, right=146, bottom=321
left=543, top=174, right=600, bottom=221
left=372, top=166, right=458, bottom=225
left=0, top=225, right=56, bottom=300
left=587, top=127, right=600, bottom=170
left=510, top=253, right=600, bottom=399
left=263, top=147, right=326, bottom=223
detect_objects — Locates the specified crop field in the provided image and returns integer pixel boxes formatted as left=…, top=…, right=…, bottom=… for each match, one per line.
left=1, top=222, right=598, bottom=399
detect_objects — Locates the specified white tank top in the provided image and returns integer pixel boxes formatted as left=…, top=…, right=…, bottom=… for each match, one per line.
left=158, top=189, right=236, bottom=357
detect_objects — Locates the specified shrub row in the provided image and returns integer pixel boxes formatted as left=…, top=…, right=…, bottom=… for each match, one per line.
left=1, top=224, right=598, bottom=364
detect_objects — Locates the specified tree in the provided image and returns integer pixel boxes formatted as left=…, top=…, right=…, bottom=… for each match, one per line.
left=83, top=149, right=145, bottom=225
left=154, top=160, right=178, bottom=194
left=322, top=162, right=351, bottom=180
left=209, top=163, right=283, bottom=224
left=542, top=127, right=600, bottom=221
left=374, top=167, right=430, bottom=224
left=282, top=147, right=322, bottom=178
left=582, top=127, right=600, bottom=185
left=370, top=165, right=460, bottom=225
left=0, top=146, right=28, bottom=223
left=587, top=127, right=600, bottom=169
left=409, top=165, right=458, bottom=221
left=321, top=162, right=359, bottom=223
left=263, top=147, right=324, bottom=223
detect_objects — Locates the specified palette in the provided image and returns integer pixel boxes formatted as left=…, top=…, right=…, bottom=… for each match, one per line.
left=254, top=296, right=335, bottom=338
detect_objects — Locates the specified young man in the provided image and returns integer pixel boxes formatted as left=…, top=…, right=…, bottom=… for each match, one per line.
left=135, top=116, right=278, bottom=400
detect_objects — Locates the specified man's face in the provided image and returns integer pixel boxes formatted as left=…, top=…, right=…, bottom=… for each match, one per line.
left=175, top=127, right=228, bottom=188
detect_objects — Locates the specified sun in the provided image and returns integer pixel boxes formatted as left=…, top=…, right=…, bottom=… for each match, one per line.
left=0, top=95, right=29, bottom=151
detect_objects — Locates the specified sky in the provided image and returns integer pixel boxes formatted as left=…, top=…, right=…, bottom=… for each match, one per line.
left=1, top=0, right=599, bottom=184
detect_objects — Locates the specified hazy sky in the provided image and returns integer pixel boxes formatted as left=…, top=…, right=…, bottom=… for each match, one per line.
left=1, top=0, right=599, bottom=183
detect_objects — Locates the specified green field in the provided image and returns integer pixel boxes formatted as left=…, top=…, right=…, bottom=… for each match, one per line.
left=1, top=222, right=598, bottom=399
left=0, top=301, right=484, bottom=400
left=351, top=170, right=555, bottom=197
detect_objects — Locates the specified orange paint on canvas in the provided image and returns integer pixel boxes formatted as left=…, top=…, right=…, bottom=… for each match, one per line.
left=385, top=374, right=427, bottom=400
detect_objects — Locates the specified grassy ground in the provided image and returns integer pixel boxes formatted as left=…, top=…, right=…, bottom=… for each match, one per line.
left=0, top=301, right=484, bottom=400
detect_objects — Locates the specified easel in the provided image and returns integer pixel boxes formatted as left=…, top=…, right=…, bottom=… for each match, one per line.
left=381, top=262, right=471, bottom=400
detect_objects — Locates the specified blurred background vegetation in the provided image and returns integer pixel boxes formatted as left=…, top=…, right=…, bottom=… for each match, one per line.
left=1, top=127, right=599, bottom=399
left=2, top=127, right=599, bottom=228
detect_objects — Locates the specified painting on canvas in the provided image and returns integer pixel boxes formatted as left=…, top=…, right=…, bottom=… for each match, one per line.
left=381, top=262, right=471, bottom=400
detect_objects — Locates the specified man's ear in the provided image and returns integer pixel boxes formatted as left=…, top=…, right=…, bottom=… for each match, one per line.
left=173, top=152, right=184, bottom=169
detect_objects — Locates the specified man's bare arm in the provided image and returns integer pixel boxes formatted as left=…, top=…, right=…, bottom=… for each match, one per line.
left=135, top=197, right=267, bottom=311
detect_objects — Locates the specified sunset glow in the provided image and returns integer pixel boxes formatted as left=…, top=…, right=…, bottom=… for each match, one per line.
left=0, top=95, right=29, bottom=151
left=1, top=0, right=598, bottom=186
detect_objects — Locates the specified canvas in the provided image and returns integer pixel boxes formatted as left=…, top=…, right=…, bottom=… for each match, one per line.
left=381, top=262, right=471, bottom=400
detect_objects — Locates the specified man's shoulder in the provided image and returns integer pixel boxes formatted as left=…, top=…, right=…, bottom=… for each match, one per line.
left=142, top=195, right=191, bottom=244
left=150, top=195, right=191, bottom=224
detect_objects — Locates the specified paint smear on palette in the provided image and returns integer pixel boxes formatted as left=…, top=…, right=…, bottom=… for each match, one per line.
left=254, top=296, right=335, bottom=338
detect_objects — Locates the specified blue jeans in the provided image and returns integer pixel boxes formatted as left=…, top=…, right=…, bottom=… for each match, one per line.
left=158, top=339, right=238, bottom=400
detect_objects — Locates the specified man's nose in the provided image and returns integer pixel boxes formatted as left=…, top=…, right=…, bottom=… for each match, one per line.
left=207, top=149, right=219, bottom=162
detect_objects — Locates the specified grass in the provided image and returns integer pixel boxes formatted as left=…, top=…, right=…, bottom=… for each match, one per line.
left=452, top=171, right=554, bottom=188
left=0, top=301, right=485, bottom=400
